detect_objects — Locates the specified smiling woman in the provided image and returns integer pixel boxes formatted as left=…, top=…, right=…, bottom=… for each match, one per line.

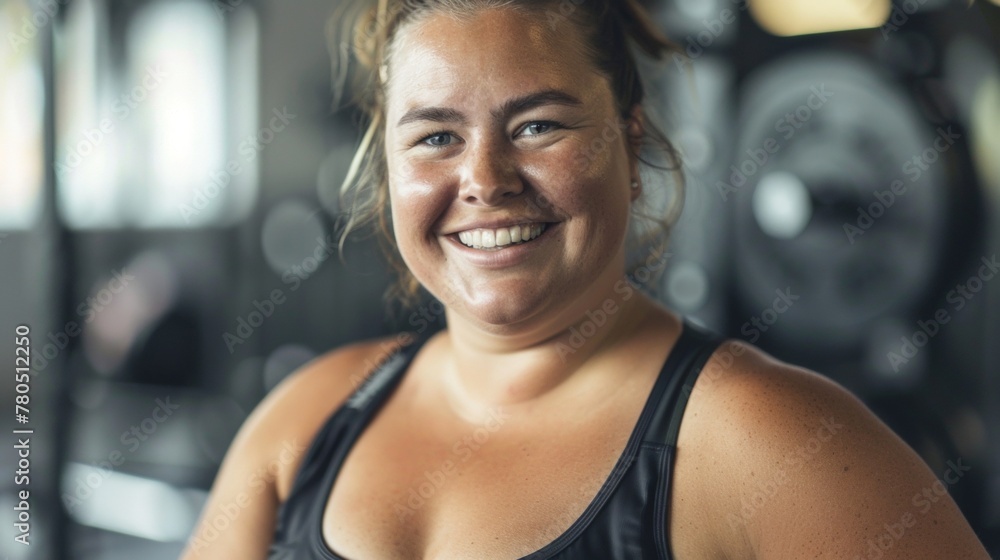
left=179, top=1, right=991, bottom=559
left=335, top=0, right=684, bottom=312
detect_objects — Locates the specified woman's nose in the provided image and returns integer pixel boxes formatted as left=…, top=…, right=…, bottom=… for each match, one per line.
left=458, top=140, right=524, bottom=206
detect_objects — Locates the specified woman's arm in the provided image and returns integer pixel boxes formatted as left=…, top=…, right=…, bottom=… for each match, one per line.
left=178, top=389, right=283, bottom=560
left=179, top=338, right=394, bottom=559
left=671, top=341, right=990, bottom=559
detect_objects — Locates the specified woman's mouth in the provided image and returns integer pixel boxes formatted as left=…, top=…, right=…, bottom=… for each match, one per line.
left=455, top=223, right=548, bottom=251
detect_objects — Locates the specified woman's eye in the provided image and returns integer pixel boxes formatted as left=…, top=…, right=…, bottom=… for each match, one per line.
left=521, top=122, right=554, bottom=136
left=423, top=133, right=454, bottom=147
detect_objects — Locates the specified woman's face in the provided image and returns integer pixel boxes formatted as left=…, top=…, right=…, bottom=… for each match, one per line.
left=384, top=7, right=640, bottom=330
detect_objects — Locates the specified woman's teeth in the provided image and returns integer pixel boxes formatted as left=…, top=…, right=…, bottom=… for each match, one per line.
left=457, top=223, right=547, bottom=250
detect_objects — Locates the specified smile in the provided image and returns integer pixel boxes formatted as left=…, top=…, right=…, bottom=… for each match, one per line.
left=456, top=223, right=548, bottom=251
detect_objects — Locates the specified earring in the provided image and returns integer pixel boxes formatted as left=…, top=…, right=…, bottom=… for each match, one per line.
left=630, top=180, right=639, bottom=190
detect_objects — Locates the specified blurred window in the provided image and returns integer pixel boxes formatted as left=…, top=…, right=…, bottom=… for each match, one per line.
left=0, top=0, right=45, bottom=229
left=57, top=0, right=259, bottom=229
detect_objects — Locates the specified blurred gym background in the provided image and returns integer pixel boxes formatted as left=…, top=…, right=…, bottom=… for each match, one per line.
left=1, top=0, right=998, bottom=557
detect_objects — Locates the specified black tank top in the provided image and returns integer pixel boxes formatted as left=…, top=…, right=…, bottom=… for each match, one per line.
left=268, top=320, right=723, bottom=559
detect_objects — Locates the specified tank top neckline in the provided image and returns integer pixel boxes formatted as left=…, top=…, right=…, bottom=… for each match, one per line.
left=316, top=321, right=699, bottom=560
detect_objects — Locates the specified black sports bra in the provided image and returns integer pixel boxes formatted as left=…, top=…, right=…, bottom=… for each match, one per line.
left=268, top=320, right=724, bottom=559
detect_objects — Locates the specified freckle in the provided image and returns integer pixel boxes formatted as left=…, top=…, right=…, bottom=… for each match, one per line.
left=843, top=466, right=849, bottom=472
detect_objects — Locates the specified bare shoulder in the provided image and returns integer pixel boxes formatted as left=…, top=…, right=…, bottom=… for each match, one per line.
left=670, top=339, right=989, bottom=560
left=182, top=334, right=409, bottom=559
left=240, top=333, right=411, bottom=501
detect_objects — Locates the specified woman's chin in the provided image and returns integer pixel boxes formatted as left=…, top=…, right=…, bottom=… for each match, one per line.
left=450, top=286, right=553, bottom=330
left=465, top=300, right=540, bottom=329
left=430, top=264, right=609, bottom=333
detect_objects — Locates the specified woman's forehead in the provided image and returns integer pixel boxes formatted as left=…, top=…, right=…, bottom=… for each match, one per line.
left=384, top=7, right=603, bottom=110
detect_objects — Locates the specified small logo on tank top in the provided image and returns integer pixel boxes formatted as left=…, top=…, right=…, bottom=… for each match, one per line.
left=346, top=352, right=405, bottom=409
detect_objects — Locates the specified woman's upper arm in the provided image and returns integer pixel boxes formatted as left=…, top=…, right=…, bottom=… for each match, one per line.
left=178, top=395, right=282, bottom=560
left=683, top=342, right=990, bottom=560
left=179, top=338, right=393, bottom=559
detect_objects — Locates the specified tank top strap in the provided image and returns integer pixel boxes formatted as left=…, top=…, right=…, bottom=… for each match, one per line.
left=280, top=332, right=430, bottom=506
left=642, top=319, right=725, bottom=448
left=343, top=333, right=428, bottom=412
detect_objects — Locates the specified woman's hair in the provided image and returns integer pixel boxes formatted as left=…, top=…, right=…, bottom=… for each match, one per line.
left=329, top=0, right=684, bottom=309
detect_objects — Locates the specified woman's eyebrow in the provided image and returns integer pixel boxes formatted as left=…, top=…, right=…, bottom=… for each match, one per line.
left=395, top=89, right=584, bottom=127
left=396, top=106, right=466, bottom=127
left=491, top=89, right=584, bottom=121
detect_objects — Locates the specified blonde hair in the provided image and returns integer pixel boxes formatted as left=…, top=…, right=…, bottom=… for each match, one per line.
left=328, top=0, right=684, bottom=309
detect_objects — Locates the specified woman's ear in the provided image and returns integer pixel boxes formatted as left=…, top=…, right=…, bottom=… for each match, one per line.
left=626, top=104, right=645, bottom=198
left=627, top=104, right=645, bottom=153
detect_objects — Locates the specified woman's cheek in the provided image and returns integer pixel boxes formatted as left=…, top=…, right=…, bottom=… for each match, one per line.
left=392, top=155, right=447, bottom=200
left=390, top=164, right=452, bottom=252
left=530, top=142, right=620, bottom=212
left=568, top=130, right=621, bottom=179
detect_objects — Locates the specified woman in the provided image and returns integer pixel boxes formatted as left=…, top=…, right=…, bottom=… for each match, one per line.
left=181, top=0, right=990, bottom=558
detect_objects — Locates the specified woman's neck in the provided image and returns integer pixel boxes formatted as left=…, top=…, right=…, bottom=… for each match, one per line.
left=434, top=276, right=660, bottom=420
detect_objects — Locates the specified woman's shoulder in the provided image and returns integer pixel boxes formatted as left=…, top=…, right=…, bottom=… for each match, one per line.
left=270, top=333, right=414, bottom=407
left=236, top=334, right=410, bottom=501
left=671, top=339, right=988, bottom=558
left=682, top=338, right=886, bottom=468
left=179, top=335, right=410, bottom=559
left=680, top=339, right=872, bottom=480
